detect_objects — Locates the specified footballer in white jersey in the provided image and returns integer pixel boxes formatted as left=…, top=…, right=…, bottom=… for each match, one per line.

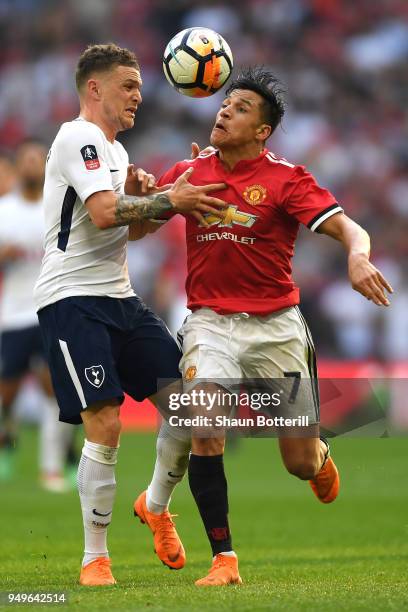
left=35, top=113, right=183, bottom=426
left=34, top=118, right=135, bottom=310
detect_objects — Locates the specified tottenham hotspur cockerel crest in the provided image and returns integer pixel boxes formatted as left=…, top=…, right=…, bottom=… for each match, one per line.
left=85, top=365, right=105, bottom=388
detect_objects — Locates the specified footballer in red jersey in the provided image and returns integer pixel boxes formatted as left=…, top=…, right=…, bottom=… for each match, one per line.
left=157, top=149, right=342, bottom=316
left=134, top=67, right=393, bottom=587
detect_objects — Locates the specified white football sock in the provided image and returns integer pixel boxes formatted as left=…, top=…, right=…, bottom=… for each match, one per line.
left=40, top=396, right=73, bottom=476
left=77, top=439, right=119, bottom=567
left=146, top=421, right=191, bottom=514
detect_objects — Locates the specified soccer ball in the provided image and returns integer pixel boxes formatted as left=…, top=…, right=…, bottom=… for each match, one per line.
left=163, top=27, right=233, bottom=98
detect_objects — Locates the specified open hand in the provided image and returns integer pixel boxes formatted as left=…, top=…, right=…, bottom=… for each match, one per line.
left=168, top=167, right=227, bottom=226
left=348, top=254, right=393, bottom=306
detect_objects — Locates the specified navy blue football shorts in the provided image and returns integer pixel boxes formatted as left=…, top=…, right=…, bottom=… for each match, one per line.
left=0, top=325, right=46, bottom=379
left=37, top=296, right=182, bottom=424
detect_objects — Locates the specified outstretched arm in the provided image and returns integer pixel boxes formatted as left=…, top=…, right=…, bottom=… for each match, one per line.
left=86, top=168, right=226, bottom=230
left=318, top=213, right=393, bottom=306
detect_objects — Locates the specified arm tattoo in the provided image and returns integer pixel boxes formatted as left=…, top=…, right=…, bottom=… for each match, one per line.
left=114, top=192, right=172, bottom=226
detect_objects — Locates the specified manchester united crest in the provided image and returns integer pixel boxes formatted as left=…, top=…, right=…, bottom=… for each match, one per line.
left=243, top=184, right=267, bottom=205
left=185, top=365, right=197, bottom=381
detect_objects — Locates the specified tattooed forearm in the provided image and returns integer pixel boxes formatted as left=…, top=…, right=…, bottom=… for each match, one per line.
left=114, top=192, right=172, bottom=226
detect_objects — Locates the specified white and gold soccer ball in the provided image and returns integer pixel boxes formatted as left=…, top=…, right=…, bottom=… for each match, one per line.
left=163, top=27, right=233, bottom=98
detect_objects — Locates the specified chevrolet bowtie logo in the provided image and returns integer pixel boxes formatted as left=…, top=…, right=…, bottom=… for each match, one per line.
left=200, top=205, right=258, bottom=228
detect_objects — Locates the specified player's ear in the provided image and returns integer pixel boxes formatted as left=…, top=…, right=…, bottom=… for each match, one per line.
left=256, top=124, right=272, bottom=142
left=88, top=79, right=101, bottom=100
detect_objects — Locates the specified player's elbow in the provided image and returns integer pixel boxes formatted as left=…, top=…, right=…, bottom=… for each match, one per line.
left=86, top=191, right=117, bottom=230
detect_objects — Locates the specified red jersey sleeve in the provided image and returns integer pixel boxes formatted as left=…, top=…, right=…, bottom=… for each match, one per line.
left=157, top=161, right=191, bottom=187
left=281, top=165, right=343, bottom=232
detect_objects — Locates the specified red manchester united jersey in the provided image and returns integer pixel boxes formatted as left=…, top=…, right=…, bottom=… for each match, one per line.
left=158, top=149, right=342, bottom=316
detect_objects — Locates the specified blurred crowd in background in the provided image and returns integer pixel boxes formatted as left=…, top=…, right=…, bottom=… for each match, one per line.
left=0, top=0, right=408, bottom=361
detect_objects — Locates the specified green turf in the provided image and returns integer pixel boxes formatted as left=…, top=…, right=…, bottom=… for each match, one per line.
left=1, top=429, right=407, bottom=611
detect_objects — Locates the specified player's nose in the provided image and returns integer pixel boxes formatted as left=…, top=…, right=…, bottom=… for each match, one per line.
left=133, top=91, right=142, bottom=105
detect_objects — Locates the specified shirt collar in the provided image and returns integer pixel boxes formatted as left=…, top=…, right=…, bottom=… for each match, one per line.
left=212, top=148, right=269, bottom=173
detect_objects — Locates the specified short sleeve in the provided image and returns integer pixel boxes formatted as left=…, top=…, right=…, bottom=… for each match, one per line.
left=281, top=165, right=343, bottom=231
left=55, top=123, right=114, bottom=203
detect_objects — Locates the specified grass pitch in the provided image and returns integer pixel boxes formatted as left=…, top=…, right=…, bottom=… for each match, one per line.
left=1, top=429, right=407, bottom=611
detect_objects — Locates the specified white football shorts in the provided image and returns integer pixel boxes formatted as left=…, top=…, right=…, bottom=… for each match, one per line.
left=178, top=305, right=319, bottom=424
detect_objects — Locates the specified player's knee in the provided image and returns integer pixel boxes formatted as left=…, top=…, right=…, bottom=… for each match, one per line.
left=191, top=437, right=225, bottom=456
left=285, top=456, right=319, bottom=480
left=90, top=411, right=121, bottom=446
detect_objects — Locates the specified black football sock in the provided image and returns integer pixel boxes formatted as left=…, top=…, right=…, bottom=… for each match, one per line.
left=188, top=453, right=232, bottom=555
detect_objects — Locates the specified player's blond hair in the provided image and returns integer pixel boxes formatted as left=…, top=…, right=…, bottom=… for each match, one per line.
left=75, top=43, right=139, bottom=91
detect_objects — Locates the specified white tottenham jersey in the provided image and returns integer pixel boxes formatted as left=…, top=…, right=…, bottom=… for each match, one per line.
left=0, top=192, right=44, bottom=330
left=34, top=117, right=135, bottom=311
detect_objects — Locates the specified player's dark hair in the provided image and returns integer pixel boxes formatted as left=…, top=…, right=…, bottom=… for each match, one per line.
left=225, top=67, right=285, bottom=134
left=76, top=43, right=139, bottom=91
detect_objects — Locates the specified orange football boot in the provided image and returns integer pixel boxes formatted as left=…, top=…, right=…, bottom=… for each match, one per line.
left=79, top=557, right=116, bottom=586
left=133, top=490, right=185, bottom=570
left=309, top=438, right=340, bottom=504
left=195, top=554, right=242, bottom=586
